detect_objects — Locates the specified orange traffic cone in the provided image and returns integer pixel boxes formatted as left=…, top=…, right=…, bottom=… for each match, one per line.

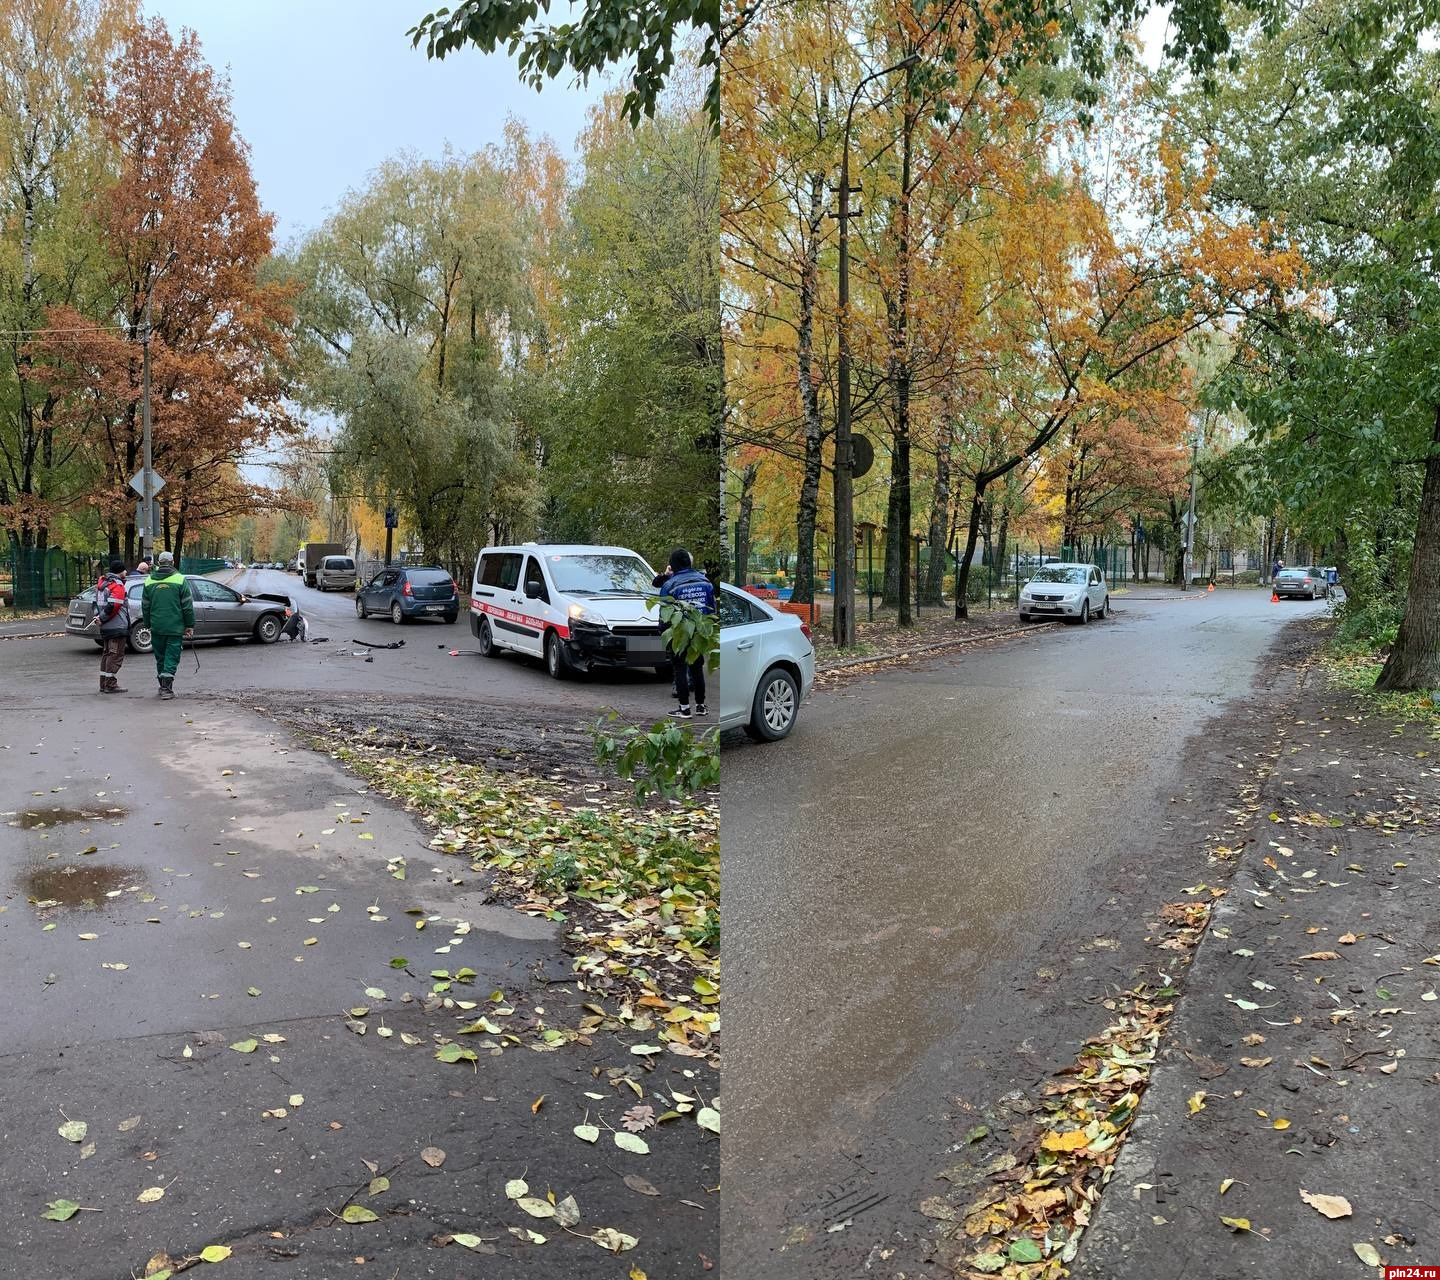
left=1207, top=581, right=1215, bottom=593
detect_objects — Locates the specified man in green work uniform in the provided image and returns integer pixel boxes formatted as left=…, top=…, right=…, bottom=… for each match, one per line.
left=141, top=551, right=194, bottom=699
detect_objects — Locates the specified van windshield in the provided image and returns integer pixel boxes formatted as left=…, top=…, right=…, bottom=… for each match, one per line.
left=549, top=554, right=654, bottom=596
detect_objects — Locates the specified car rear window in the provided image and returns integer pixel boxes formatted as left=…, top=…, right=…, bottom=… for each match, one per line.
left=322, top=557, right=354, bottom=570
left=408, top=569, right=451, bottom=585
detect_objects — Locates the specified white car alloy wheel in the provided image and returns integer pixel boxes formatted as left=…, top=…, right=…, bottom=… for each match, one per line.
left=752, top=667, right=798, bottom=741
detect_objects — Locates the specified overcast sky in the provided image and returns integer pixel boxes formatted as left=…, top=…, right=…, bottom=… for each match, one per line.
left=147, top=0, right=604, bottom=245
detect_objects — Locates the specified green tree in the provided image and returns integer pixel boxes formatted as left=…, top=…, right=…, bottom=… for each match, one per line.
left=1187, top=0, right=1440, bottom=689
left=409, top=0, right=721, bottom=127
left=284, top=147, right=541, bottom=568
left=543, top=92, right=721, bottom=572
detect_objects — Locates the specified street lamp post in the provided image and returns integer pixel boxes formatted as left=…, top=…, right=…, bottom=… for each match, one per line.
left=833, top=51, right=919, bottom=649
left=912, top=532, right=923, bottom=619
left=139, top=250, right=177, bottom=561
left=1181, top=432, right=1199, bottom=591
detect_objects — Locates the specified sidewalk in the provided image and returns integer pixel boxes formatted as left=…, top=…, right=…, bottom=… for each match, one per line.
left=0, top=610, right=67, bottom=638
left=1073, top=632, right=1440, bottom=1276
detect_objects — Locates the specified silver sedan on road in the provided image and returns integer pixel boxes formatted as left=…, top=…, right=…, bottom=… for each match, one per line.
left=1018, top=562, right=1110, bottom=624
left=719, top=584, right=816, bottom=741
left=65, top=576, right=292, bottom=653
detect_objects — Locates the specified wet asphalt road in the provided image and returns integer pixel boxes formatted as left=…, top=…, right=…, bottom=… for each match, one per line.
left=0, top=569, right=715, bottom=1277
left=6, top=565, right=669, bottom=728
left=720, top=588, right=1330, bottom=1277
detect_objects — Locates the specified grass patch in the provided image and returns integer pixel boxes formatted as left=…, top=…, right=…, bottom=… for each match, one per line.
left=1323, top=645, right=1440, bottom=727
left=335, top=744, right=718, bottom=1053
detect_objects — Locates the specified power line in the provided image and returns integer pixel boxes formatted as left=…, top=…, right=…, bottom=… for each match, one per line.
left=0, top=323, right=130, bottom=337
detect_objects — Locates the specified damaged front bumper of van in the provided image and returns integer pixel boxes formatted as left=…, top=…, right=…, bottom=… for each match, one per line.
left=564, top=619, right=669, bottom=670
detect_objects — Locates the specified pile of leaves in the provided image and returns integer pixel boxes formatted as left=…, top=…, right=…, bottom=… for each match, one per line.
left=334, top=745, right=719, bottom=1055
left=944, top=900, right=1214, bottom=1278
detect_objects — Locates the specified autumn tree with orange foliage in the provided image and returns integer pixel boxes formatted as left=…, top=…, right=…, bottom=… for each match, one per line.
left=35, top=17, right=296, bottom=562
left=726, top=1, right=1303, bottom=624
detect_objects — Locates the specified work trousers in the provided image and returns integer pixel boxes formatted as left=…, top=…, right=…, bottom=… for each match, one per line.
left=152, top=633, right=183, bottom=679
left=100, top=635, right=126, bottom=676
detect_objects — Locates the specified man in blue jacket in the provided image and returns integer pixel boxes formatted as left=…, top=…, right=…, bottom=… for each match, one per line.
left=658, top=548, right=715, bottom=720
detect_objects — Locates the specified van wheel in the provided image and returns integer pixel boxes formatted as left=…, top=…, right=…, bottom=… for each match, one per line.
left=545, top=631, right=572, bottom=680
left=478, top=618, right=503, bottom=658
left=745, top=666, right=799, bottom=742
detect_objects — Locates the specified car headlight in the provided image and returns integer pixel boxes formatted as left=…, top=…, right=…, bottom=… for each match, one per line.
left=1062, top=591, right=1081, bottom=601
left=567, top=603, right=607, bottom=627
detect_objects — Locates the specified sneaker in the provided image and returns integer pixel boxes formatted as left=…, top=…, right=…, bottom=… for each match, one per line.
left=694, top=703, right=708, bottom=717
left=667, top=705, right=692, bottom=720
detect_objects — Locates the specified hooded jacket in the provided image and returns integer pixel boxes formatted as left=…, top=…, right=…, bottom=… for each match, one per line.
left=94, top=573, right=130, bottom=638
left=141, top=567, right=195, bottom=635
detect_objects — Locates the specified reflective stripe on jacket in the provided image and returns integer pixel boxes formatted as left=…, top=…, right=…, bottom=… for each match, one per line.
left=141, top=570, right=195, bottom=634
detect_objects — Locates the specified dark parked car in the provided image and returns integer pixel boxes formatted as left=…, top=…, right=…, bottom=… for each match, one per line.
left=355, top=565, right=460, bottom=624
left=66, top=576, right=291, bottom=653
left=1274, top=566, right=1330, bottom=600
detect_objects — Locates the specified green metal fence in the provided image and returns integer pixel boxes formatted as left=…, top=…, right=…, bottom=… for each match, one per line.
left=3, top=544, right=102, bottom=612
left=179, top=557, right=228, bottom=575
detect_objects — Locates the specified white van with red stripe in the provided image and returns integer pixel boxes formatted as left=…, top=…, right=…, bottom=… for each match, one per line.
left=469, top=543, right=668, bottom=679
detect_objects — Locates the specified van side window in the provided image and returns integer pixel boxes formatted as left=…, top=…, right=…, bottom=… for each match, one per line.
left=496, top=554, right=521, bottom=591
left=524, top=556, right=549, bottom=603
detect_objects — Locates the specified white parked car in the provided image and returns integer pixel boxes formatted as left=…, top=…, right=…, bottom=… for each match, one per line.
left=469, top=542, right=667, bottom=679
left=718, top=584, right=815, bottom=741
left=1018, top=562, right=1110, bottom=624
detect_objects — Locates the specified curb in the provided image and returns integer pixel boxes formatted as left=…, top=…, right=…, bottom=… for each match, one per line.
left=816, top=620, right=1043, bottom=675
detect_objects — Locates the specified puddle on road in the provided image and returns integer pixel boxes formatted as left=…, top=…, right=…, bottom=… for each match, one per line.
left=20, top=862, right=147, bottom=912
left=8, top=804, right=129, bottom=829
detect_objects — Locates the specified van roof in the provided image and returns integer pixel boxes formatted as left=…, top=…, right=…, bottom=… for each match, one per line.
left=478, top=543, right=643, bottom=558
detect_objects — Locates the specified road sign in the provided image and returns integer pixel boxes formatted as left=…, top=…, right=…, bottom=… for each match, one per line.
left=384, top=507, right=398, bottom=529
left=851, top=434, right=874, bottom=479
left=128, top=468, right=165, bottom=497
left=135, top=500, right=160, bottom=537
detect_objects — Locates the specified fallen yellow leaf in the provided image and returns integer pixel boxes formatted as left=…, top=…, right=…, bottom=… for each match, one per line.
left=1040, top=1130, right=1090, bottom=1153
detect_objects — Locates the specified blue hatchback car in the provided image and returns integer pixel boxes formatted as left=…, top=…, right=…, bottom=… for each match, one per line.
left=355, top=565, right=460, bottom=624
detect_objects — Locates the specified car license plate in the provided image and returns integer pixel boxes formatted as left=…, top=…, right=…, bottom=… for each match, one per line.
left=425, top=605, right=442, bottom=613
left=68, top=614, right=84, bottom=626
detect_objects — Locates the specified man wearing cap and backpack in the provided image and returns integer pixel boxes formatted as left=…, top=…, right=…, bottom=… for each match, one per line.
left=141, top=551, right=194, bottom=699
left=94, top=557, right=131, bottom=694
